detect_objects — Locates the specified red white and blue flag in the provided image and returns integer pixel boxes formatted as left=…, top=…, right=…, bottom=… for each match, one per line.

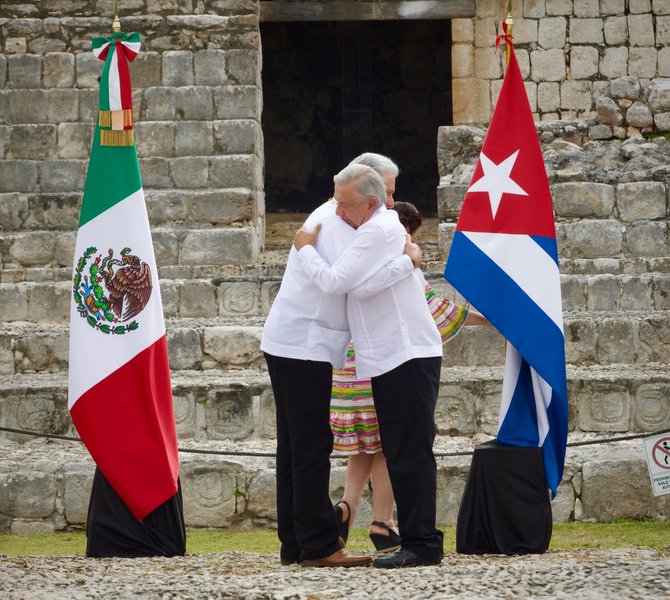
left=444, top=43, right=568, bottom=497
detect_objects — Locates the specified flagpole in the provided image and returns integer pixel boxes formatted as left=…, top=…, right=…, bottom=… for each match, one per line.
left=112, top=1, right=121, bottom=33
left=504, top=8, right=513, bottom=68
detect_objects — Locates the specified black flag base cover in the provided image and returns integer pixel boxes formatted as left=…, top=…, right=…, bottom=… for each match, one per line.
left=456, top=441, right=552, bottom=555
left=86, top=467, right=186, bottom=558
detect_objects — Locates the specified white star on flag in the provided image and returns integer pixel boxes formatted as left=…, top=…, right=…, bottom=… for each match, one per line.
left=467, top=149, right=528, bottom=219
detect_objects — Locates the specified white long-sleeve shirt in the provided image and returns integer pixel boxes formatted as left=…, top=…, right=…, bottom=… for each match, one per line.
left=297, top=205, right=442, bottom=378
left=260, top=201, right=354, bottom=368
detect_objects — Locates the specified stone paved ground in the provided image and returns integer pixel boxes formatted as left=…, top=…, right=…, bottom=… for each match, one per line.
left=0, top=548, right=668, bottom=599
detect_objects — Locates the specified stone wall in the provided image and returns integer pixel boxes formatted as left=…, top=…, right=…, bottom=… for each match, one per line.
left=0, top=0, right=265, bottom=269
left=452, top=0, right=670, bottom=128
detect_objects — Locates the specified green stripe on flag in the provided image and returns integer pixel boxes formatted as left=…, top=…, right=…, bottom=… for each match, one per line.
left=79, top=125, right=142, bottom=227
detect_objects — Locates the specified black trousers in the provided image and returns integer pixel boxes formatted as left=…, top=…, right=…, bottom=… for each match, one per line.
left=371, top=356, right=444, bottom=561
left=264, top=352, right=341, bottom=561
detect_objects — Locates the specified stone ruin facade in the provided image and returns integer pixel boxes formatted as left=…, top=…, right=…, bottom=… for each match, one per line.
left=0, top=0, right=668, bottom=532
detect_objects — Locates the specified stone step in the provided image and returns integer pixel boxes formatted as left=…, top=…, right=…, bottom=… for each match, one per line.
left=0, top=432, right=667, bottom=533
left=1, top=311, right=668, bottom=375
left=1, top=365, right=668, bottom=445
left=2, top=270, right=670, bottom=327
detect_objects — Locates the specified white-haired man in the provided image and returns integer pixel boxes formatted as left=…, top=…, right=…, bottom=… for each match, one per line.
left=294, top=163, right=444, bottom=568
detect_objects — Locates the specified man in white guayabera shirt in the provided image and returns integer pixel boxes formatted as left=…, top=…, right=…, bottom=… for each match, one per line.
left=293, top=163, right=444, bottom=568
left=261, top=166, right=421, bottom=568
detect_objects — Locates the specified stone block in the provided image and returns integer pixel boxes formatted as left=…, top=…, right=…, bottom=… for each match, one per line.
left=130, top=51, right=161, bottom=88
left=547, top=0, right=572, bottom=14
left=57, top=123, right=92, bottom=159
left=539, top=16, right=567, bottom=48
left=451, top=79, right=490, bottom=124
left=175, top=86, right=213, bottom=120
left=565, top=319, right=598, bottom=364
left=204, top=385, right=254, bottom=440
left=634, top=383, right=670, bottom=431
left=616, top=181, right=666, bottom=221
left=574, top=0, right=600, bottom=17
left=0, top=157, right=38, bottom=193
left=180, top=459, right=242, bottom=527
left=162, top=51, right=194, bottom=87
left=175, top=121, right=214, bottom=156
left=513, top=18, right=539, bottom=44
left=194, top=50, right=229, bottom=86
left=473, top=18, right=496, bottom=49
left=179, top=280, right=217, bottom=318
left=247, top=469, right=276, bottom=520
left=652, top=275, right=670, bottom=310
left=172, top=387, right=199, bottom=441
left=436, top=465, right=469, bottom=526
left=213, top=85, right=261, bottom=120
left=9, top=125, right=56, bottom=160
left=600, top=47, right=629, bottom=78
left=610, top=76, right=641, bottom=100
left=475, top=386, right=505, bottom=436
left=209, top=155, right=261, bottom=189
left=581, top=457, right=659, bottom=521
left=75, top=52, right=101, bottom=89
left=226, top=49, right=259, bottom=86
left=257, top=387, right=276, bottom=439
left=451, top=44, right=474, bottom=78
left=626, top=101, right=654, bottom=128
left=561, top=220, right=623, bottom=258
left=260, top=280, right=280, bottom=314
left=0, top=193, right=27, bottom=230
left=658, top=15, right=670, bottom=44
left=0, top=55, right=6, bottom=88
left=552, top=182, right=615, bottom=217
left=625, top=221, right=669, bottom=257
left=538, top=82, right=560, bottom=112
left=136, top=121, right=176, bottom=158
left=561, top=275, right=587, bottom=311
left=648, top=79, right=670, bottom=112
left=42, top=53, right=75, bottom=88
left=15, top=330, right=69, bottom=372
left=8, top=90, right=48, bottom=124
left=474, top=47, right=502, bottom=80
left=47, top=89, right=79, bottom=123
left=627, top=13, right=655, bottom=46
left=578, top=385, right=631, bottom=432
left=600, top=0, right=625, bottom=15
left=170, top=156, right=209, bottom=188
left=604, top=15, right=629, bottom=45
left=0, top=334, right=14, bottom=375
left=630, top=0, right=652, bottom=13
left=552, top=479, right=576, bottom=523
left=217, top=281, right=261, bottom=317
left=9, top=232, right=57, bottom=266
left=597, top=319, right=637, bottom=364
left=628, top=47, right=657, bottom=78
left=435, top=383, right=477, bottom=436
left=0, top=284, right=28, bottom=321
left=167, top=328, right=203, bottom=370
left=5, top=471, right=57, bottom=518
left=63, top=467, right=93, bottom=525
left=587, top=276, right=620, bottom=311
left=639, top=315, right=670, bottom=363
left=656, top=111, right=670, bottom=130
left=530, top=49, right=566, bottom=82
left=203, top=325, right=263, bottom=368
left=27, top=282, right=70, bottom=324
left=159, top=280, right=179, bottom=316
left=139, top=157, right=173, bottom=189
left=621, top=275, right=653, bottom=310
left=451, top=18, right=474, bottom=43
left=39, top=160, right=85, bottom=193
left=55, top=232, right=75, bottom=267
left=570, top=46, right=599, bottom=79
left=561, top=81, right=593, bottom=112
left=570, top=18, right=604, bottom=44
left=8, top=54, right=41, bottom=89
left=143, top=87, right=177, bottom=121
left=212, top=120, right=262, bottom=155
left=437, top=183, right=468, bottom=220
left=78, top=89, right=98, bottom=123
left=524, top=0, right=546, bottom=18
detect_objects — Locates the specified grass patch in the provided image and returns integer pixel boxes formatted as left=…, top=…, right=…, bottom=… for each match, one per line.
left=0, top=519, right=667, bottom=557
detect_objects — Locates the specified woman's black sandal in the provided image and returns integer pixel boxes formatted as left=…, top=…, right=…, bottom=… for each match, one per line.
left=334, top=500, right=352, bottom=547
left=369, top=520, right=402, bottom=553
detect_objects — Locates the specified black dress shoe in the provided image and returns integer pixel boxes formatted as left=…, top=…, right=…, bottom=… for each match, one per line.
left=280, top=556, right=299, bottom=566
left=372, top=547, right=442, bottom=568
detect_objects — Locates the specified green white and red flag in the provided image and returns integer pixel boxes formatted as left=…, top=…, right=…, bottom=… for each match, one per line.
left=68, top=31, right=179, bottom=521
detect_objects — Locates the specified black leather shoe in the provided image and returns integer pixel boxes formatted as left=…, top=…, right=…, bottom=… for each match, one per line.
left=372, top=547, right=442, bottom=568
left=280, top=556, right=299, bottom=566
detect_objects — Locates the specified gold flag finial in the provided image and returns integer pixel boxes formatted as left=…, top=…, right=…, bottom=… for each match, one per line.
left=112, top=1, right=121, bottom=33
left=504, top=2, right=513, bottom=67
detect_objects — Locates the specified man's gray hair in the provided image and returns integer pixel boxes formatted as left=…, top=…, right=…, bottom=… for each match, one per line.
left=333, top=163, right=386, bottom=208
left=349, top=152, right=399, bottom=178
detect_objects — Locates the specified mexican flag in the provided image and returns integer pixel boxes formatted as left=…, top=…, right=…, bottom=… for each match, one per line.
left=68, top=31, right=179, bottom=521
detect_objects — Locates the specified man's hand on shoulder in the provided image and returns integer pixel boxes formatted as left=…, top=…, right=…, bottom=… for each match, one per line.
left=404, top=233, right=422, bottom=268
left=293, top=223, right=322, bottom=250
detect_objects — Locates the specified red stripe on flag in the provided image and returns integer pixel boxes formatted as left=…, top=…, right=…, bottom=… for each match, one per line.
left=115, top=39, right=133, bottom=113
left=70, top=336, right=179, bottom=521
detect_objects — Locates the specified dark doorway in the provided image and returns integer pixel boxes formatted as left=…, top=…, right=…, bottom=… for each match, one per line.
left=261, top=20, right=453, bottom=216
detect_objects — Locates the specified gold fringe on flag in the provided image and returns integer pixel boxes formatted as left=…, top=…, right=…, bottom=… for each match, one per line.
left=98, top=109, right=133, bottom=128
left=100, top=129, right=134, bottom=146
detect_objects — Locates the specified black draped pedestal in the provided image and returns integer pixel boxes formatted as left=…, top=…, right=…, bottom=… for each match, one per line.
left=86, top=467, right=186, bottom=558
left=456, top=440, right=552, bottom=555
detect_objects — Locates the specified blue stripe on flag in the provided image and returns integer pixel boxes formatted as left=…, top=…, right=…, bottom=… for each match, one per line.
left=445, top=232, right=567, bottom=400
left=497, top=358, right=540, bottom=447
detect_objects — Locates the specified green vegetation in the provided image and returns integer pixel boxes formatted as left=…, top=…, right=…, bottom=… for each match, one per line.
left=0, top=519, right=667, bottom=557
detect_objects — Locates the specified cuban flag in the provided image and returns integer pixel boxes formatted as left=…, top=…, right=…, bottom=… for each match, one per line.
left=444, top=43, right=568, bottom=497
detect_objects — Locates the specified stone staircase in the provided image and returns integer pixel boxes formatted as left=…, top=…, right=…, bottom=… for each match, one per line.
left=1, top=188, right=670, bottom=533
